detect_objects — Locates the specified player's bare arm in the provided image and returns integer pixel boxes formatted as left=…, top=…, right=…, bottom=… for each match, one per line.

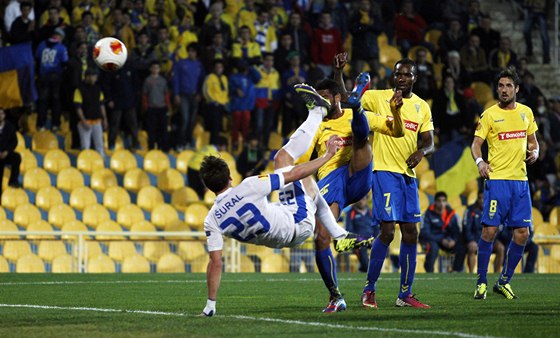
left=333, top=52, right=349, bottom=100
left=283, top=135, right=341, bottom=184
left=525, top=133, right=539, bottom=165
left=406, top=130, right=434, bottom=169
left=387, top=89, right=405, bottom=137
left=202, top=249, right=223, bottom=317
left=471, top=136, right=492, bottom=179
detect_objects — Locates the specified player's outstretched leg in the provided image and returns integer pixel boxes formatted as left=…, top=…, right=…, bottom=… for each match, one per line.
left=334, top=233, right=374, bottom=253
left=348, top=72, right=371, bottom=144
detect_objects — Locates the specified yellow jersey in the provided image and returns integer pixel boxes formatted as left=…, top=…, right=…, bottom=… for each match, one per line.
left=361, top=89, right=433, bottom=178
left=474, top=103, right=538, bottom=180
left=298, top=108, right=402, bottom=180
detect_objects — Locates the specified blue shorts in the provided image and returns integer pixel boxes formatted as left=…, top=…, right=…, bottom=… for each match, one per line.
left=317, top=162, right=372, bottom=209
left=481, top=180, right=532, bottom=228
left=371, top=171, right=421, bottom=224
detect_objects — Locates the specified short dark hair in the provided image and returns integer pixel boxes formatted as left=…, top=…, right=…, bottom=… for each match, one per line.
left=200, top=156, right=230, bottom=193
left=395, top=58, right=417, bottom=76
left=495, top=68, right=520, bottom=87
left=316, top=78, right=342, bottom=97
left=434, top=191, right=448, bottom=200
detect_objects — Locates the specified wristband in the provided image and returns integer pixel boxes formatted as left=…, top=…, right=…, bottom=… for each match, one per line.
left=475, top=157, right=484, bottom=166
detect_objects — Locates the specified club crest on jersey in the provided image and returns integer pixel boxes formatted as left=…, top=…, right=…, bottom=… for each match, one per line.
left=414, top=104, right=420, bottom=112
left=385, top=206, right=392, bottom=215
left=520, top=113, right=526, bottom=121
left=489, top=211, right=495, bottom=220
left=498, top=130, right=526, bottom=140
left=404, top=120, right=419, bottom=132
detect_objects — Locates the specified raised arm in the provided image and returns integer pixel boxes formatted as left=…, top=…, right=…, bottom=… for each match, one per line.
left=283, top=135, right=341, bottom=184
left=333, top=52, right=350, bottom=101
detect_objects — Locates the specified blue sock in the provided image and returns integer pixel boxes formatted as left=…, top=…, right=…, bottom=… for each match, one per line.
left=477, top=238, right=494, bottom=285
left=315, top=248, right=340, bottom=297
left=499, top=241, right=526, bottom=285
left=364, top=238, right=388, bottom=292
left=351, top=106, right=369, bottom=142
left=398, top=242, right=417, bottom=298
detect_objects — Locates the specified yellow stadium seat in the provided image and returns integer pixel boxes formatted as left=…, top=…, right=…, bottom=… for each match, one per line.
left=13, top=203, right=42, bottom=229
left=103, top=186, right=131, bottom=212
left=87, top=254, right=115, bottom=273
left=408, top=45, right=433, bottom=63
left=471, top=82, right=494, bottom=106
left=424, top=28, right=442, bottom=46
left=171, top=186, right=200, bottom=212
left=178, top=241, right=207, bottom=262
left=418, top=170, right=437, bottom=196
left=137, top=186, right=164, bottom=212
left=38, top=240, right=68, bottom=262
left=95, top=220, right=124, bottom=240
left=0, top=219, right=19, bottom=239
left=240, top=255, right=256, bottom=272
left=137, top=129, right=149, bottom=151
left=231, top=169, right=242, bottom=186
left=176, top=149, right=195, bottom=173
left=532, top=207, right=544, bottom=228
left=219, top=150, right=236, bottom=170
left=35, top=186, right=63, bottom=211
left=379, top=45, right=403, bottom=69
left=377, top=32, right=389, bottom=48
left=82, top=204, right=111, bottom=229
left=0, top=255, right=9, bottom=272
left=16, top=253, right=46, bottom=273
left=32, top=130, right=58, bottom=154
left=157, top=168, right=184, bottom=194
left=165, top=220, right=191, bottom=240
left=90, top=168, right=118, bottom=193
left=1, top=187, right=29, bottom=211
left=0, top=207, right=4, bottom=220
left=77, top=149, right=104, bottom=176
left=415, top=157, right=430, bottom=176
left=260, top=253, right=289, bottom=273
left=203, top=190, right=215, bottom=206
left=156, top=253, right=185, bottom=273
left=16, top=131, right=26, bottom=152
left=189, top=254, right=209, bottom=272
left=464, top=179, right=479, bottom=196
left=548, top=206, right=559, bottom=228
left=18, top=149, right=38, bottom=174
left=123, top=168, right=151, bottom=193
left=467, top=190, right=479, bottom=206
left=151, top=203, right=179, bottom=229
left=116, top=204, right=145, bottom=229
left=144, top=149, right=170, bottom=175
left=43, top=149, right=71, bottom=174
left=108, top=241, right=137, bottom=262
left=109, top=149, right=137, bottom=175
left=130, top=220, right=158, bottom=240
left=122, top=254, right=151, bottom=273
left=185, top=203, right=209, bottom=230
left=418, top=189, right=430, bottom=212
left=484, top=100, right=497, bottom=110
left=57, top=167, right=85, bottom=193
left=448, top=195, right=463, bottom=210
left=69, top=186, right=98, bottom=211
left=23, top=167, right=52, bottom=192
left=61, top=220, right=89, bottom=239
left=143, top=241, right=171, bottom=262
left=267, top=132, right=283, bottom=150
left=27, top=220, right=55, bottom=239
left=52, top=254, right=75, bottom=273
left=3, top=240, right=31, bottom=262
left=84, top=241, right=103, bottom=260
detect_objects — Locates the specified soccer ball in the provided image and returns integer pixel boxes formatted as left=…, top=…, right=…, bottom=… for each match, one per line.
left=93, top=37, right=128, bottom=71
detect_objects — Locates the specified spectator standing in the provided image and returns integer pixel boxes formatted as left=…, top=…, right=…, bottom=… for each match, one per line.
left=442, top=50, right=471, bottom=89
left=273, top=31, right=295, bottom=75
left=349, top=0, right=384, bottom=76
left=438, top=19, right=466, bottom=61
left=284, top=12, right=312, bottom=65
left=73, top=68, right=107, bottom=157
left=471, top=15, right=501, bottom=57
left=394, top=0, right=427, bottom=56
left=459, top=34, right=490, bottom=83
left=36, top=6, right=67, bottom=49
left=518, top=72, right=544, bottom=113
left=432, top=75, right=468, bottom=144
left=523, top=0, right=550, bottom=64
left=8, top=1, right=35, bottom=44
left=202, top=60, right=229, bottom=146
left=4, top=0, right=35, bottom=33
left=254, top=53, right=280, bottom=147
left=172, top=43, right=205, bottom=150
left=203, top=32, right=231, bottom=73
left=35, top=28, right=68, bottom=131
left=228, top=61, right=260, bottom=150
left=488, top=37, right=518, bottom=76
left=280, top=52, right=308, bottom=137
left=344, top=196, right=378, bottom=273
left=232, top=25, right=262, bottom=66
left=310, top=11, right=343, bottom=77
left=413, top=47, right=437, bottom=100
left=0, top=108, right=22, bottom=197
left=142, top=61, right=171, bottom=150
left=254, top=7, right=277, bottom=53
left=236, top=133, right=265, bottom=178
left=199, top=2, right=232, bottom=48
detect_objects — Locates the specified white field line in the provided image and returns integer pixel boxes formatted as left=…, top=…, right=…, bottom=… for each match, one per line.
left=0, top=275, right=553, bottom=286
left=0, top=303, right=499, bottom=338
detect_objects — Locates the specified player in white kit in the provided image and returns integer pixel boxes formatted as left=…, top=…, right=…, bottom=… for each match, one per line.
left=201, top=85, right=372, bottom=316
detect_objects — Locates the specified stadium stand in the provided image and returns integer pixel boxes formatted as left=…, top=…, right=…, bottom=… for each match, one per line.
left=109, top=150, right=138, bottom=176
left=56, top=167, right=85, bottom=194
left=143, top=149, right=171, bottom=175
left=171, top=186, right=200, bottom=212
left=129, top=221, right=158, bottom=240
left=82, top=204, right=111, bottom=229
left=27, top=220, right=55, bottom=239
left=43, top=149, right=71, bottom=175
left=38, top=241, right=68, bottom=262
left=123, top=168, right=151, bottom=194
left=0, top=256, right=9, bottom=273
left=23, top=167, right=52, bottom=193
left=32, top=131, right=58, bottom=154
left=122, top=254, right=151, bottom=273
left=87, top=254, right=116, bottom=273
left=90, top=168, right=118, bottom=193
left=0, top=220, right=19, bottom=240
left=156, top=253, right=186, bottom=273
left=157, top=168, right=184, bottom=194
left=108, top=241, right=137, bottom=262
left=184, top=203, right=208, bottom=230
left=35, top=186, right=63, bottom=211
left=116, top=204, right=145, bottom=229
left=136, top=186, right=164, bottom=213
left=18, top=149, right=38, bottom=174
left=143, top=241, right=171, bottom=262
left=102, top=186, right=131, bottom=212
left=95, top=220, right=125, bottom=240
left=13, top=203, right=42, bottom=229
left=76, top=149, right=105, bottom=176
left=51, top=254, right=75, bottom=273
left=69, top=187, right=98, bottom=212
left=1, top=187, right=29, bottom=211
left=16, top=253, right=46, bottom=273
left=151, top=203, right=179, bottom=229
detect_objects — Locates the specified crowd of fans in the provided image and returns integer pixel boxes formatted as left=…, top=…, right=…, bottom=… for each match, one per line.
left=1, top=0, right=559, bottom=218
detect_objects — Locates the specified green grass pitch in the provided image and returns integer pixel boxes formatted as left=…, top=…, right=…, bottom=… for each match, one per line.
left=0, top=273, right=559, bottom=337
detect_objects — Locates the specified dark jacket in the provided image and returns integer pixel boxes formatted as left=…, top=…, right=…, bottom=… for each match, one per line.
left=420, top=204, right=461, bottom=243
left=0, top=120, right=18, bottom=153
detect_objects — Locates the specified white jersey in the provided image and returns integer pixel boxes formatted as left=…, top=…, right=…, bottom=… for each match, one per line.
left=204, top=173, right=316, bottom=251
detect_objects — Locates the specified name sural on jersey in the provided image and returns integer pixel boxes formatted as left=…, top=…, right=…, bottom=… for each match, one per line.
left=214, top=194, right=244, bottom=219
left=498, top=130, right=526, bottom=140
left=404, top=120, right=419, bottom=132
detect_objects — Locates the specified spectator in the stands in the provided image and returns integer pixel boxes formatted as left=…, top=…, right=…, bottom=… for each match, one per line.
left=459, top=33, right=490, bottom=83
left=463, top=0, right=486, bottom=33
left=8, top=1, right=35, bottom=44
left=438, top=18, right=467, bottom=62
left=432, top=75, right=467, bottom=144
left=142, top=61, right=170, bottom=150
left=518, top=71, right=544, bottom=113
left=4, top=0, right=35, bottom=33
left=488, top=36, right=518, bottom=76
left=36, top=6, right=68, bottom=49
left=236, top=133, right=266, bottom=179
left=202, top=59, right=229, bottom=146
left=471, top=14, right=500, bottom=57
left=254, top=53, right=280, bottom=147
left=232, top=25, right=262, bottom=66
left=413, top=47, right=437, bottom=100
left=280, top=51, right=308, bottom=137
left=273, top=31, right=295, bottom=75
left=203, top=32, right=231, bottom=73
left=0, top=107, right=22, bottom=197
left=254, top=6, right=277, bottom=53
left=228, top=60, right=260, bottom=150
left=349, top=0, right=384, bottom=77
left=394, top=0, right=427, bottom=56
left=284, top=11, right=312, bottom=65
left=442, top=50, right=471, bottom=89
left=310, top=11, right=343, bottom=77
left=199, top=2, right=232, bottom=48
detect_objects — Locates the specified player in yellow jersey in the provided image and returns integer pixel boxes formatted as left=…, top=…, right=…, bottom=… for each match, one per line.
left=297, top=68, right=405, bottom=312
left=471, top=69, right=539, bottom=300
left=347, top=58, right=435, bottom=309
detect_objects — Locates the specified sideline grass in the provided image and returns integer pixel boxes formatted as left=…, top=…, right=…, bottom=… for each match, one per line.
left=0, top=273, right=559, bottom=337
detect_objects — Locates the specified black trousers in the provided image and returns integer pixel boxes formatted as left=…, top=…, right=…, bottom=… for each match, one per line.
left=0, top=151, right=22, bottom=195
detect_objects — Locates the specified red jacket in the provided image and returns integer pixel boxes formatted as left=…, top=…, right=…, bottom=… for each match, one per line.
left=394, top=14, right=427, bottom=45
left=310, top=26, right=343, bottom=65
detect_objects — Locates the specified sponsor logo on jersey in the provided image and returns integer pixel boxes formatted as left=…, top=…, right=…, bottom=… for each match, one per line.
left=494, top=119, right=504, bottom=123
left=414, top=104, right=420, bottom=112
left=326, top=136, right=352, bottom=147
left=520, top=113, right=526, bottom=121
left=258, top=174, right=269, bottom=180
left=498, top=130, right=526, bottom=140
left=404, top=120, right=419, bottom=132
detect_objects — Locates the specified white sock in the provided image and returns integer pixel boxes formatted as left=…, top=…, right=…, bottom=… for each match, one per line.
left=283, top=106, right=325, bottom=160
left=314, top=191, right=347, bottom=240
